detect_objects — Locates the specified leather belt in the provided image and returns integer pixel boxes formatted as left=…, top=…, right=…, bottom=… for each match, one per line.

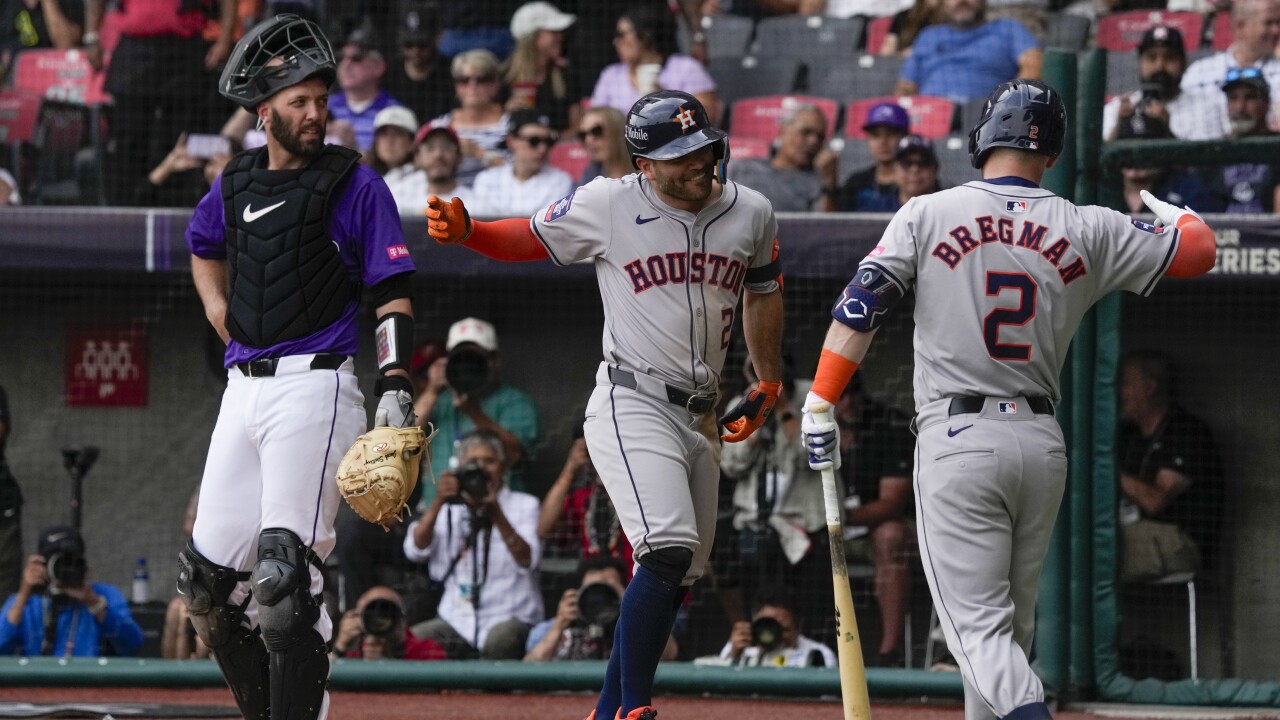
left=947, top=396, right=1054, bottom=416
left=607, top=366, right=717, bottom=415
left=236, top=353, right=347, bottom=378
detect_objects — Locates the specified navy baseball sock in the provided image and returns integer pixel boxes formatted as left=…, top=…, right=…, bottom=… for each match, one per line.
left=595, top=565, right=679, bottom=718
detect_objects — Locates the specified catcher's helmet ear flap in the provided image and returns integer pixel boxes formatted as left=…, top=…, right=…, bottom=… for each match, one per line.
left=219, top=14, right=337, bottom=111
left=968, top=79, right=1067, bottom=169
left=626, top=90, right=728, bottom=181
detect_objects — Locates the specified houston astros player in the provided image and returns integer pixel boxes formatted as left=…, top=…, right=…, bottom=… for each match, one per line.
left=180, top=16, right=417, bottom=720
left=801, top=80, right=1217, bottom=720
left=426, top=90, right=784, bottom=720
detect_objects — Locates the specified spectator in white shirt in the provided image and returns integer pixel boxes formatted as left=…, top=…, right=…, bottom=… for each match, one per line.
left=1103, top=26, right=1196, bottom=141
left=1179, top=0, right=1280, bottom=140
left=718, top=589, right=837, bottom=669
left=404, top=429, right=544, bottom=659
left=370, top=106, right=424, bottom=212
left=471, top=109, right=575, bottom=218
left=384, top=123, right=479, bottom=216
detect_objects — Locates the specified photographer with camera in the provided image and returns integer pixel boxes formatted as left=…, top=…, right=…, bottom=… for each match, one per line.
left=719, top=589, right=835, bottom=669
left=537, top=423, right=633, bottom=574
left=331, top=585, right=446, bottom=660
left=403, top=428, right=543, bottom=659
left=0, top=526, right=142, bottom=656
left=415, top=319, right=540, bottom=504
left=524, top=556, right=677, bottom=662
left=1103, top=26, right=1194, bottom=142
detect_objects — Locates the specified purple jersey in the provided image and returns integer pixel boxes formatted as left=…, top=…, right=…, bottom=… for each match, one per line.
left=185, top=162, right=415, bottom=368
left=329, top=91, right=402, bottom=152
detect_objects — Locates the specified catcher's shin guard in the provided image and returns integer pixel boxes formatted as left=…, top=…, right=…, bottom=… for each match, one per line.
left=177, top=540, right=270, bottom=720
left=250, top=528, right=329, bottom=720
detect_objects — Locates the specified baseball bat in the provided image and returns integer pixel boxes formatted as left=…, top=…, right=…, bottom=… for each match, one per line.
left=814, top=402, right=872, bottom=720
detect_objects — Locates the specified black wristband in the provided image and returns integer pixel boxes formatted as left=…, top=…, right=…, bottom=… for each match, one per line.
left=374, top=374, right=413, bottom=396
left=374, top=312, right=414, bottom=374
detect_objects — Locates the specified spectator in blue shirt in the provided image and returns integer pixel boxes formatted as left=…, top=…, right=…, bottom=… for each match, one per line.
left=0, top=526, right=142, bottom=657
left=895, top=0, right=1041, bottom=103
left=329, top=30, right=404, bottom=152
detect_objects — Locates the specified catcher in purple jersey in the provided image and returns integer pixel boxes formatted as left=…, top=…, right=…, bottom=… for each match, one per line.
left=178, top=15, right=417, bottom=720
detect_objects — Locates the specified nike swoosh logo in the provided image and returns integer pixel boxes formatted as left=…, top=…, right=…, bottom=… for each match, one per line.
left=243, top=200, right=286, bottom=223
left=947, top=424, right=973, bottom=437
left=635, top=215, right=661, bottom=224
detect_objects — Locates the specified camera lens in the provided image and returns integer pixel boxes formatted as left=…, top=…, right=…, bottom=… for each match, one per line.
left=576, top=582, right=622, bottom=628
left=454, top=463, right=490, bottom=503
left=445, top=349, right=490, bottom=396
left=360, top=598, right=402, bottom=637
left=47, top=552, right=87, bottom=589
left=751, top=616, right=784, bottom=651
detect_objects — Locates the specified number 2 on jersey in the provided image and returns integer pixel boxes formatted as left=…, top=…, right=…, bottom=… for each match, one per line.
left=983, top=272, right=1037, bottom=361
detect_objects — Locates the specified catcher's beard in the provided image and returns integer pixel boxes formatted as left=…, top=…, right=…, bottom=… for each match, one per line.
left=270, top=109, right=325, bottom=159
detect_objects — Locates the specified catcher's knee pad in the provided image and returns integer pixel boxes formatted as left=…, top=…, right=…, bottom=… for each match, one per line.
left=177, top=540, right=269, bottom=720
left=250, top=528, right=323, bottom=649
left=251, top=528, right=329, bottom=720
left=638, top=546, right=694, bottom=587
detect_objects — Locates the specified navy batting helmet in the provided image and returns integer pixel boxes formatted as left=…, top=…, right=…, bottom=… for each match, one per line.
left=219, top=14, right=336, bottom=111
left=968, top=79, right=1067, bottom=169
left=626, top=91, right=728, bottom=172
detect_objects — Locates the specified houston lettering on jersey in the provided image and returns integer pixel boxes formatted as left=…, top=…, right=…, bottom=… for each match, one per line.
left=930, top=216, right=1088, bottom=285
left=623, top=252, right=747, bottom=295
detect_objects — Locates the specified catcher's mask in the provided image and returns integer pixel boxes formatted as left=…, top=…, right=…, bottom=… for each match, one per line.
left=220, top=14, right=337, bottom=111
left=625, top=90, right=729, bottom=183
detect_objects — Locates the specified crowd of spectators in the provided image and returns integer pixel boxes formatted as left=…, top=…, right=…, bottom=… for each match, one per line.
left=0, top=0, right=1275, bottom=215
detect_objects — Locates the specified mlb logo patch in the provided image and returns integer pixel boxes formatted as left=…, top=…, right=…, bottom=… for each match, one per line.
left=1130, top=219, right=1165, bottom=234
left=1006, top=201, right=1029, bottom=213
left=386, top=245, right=410, bottom=260
left=998, top=401, right=1018, bottom=414
left=545, top=191, right=576, bottom=222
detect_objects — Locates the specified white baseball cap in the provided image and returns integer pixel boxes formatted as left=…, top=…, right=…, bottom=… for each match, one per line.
left=510, top=2, right=576, bottom=40
left=446, top=317, right=499, bottom=352
left=374, top=105, right=419, bottom=135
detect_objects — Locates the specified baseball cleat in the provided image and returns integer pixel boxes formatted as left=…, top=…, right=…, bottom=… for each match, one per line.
left=616, top=707, right=657, bottom=720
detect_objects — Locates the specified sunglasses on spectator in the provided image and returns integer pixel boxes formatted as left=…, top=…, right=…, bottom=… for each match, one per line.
left=518, top=134, right=556, bottom=148
left=578, top=125, right=606, bottom=142
left=339, top=52, right=367, bottom=63
left=455, top=74, right=496, bottom=85
left=1224, top=67, right=1264, bottom=83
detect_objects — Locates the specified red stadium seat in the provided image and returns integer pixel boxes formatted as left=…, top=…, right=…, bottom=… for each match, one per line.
left=0, top=91, right=42, bottom=143
left=1095, top=10, right=1203, bottom=52
left=11, top=49, right=112, bottom=106
left=729, top=95, right=839, bottom=143
left=729, top=136, right=772, bottom=160
left=865, top=16, right=894, bottom=55
left=1211, top=10, right=1232, bottom=50
left=549, top=141, right=591, bottom=181
left=845, top=96, right=954, bottom=140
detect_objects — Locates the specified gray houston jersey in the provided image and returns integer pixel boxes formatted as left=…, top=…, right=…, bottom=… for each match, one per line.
left=847, top=180, right=1180, bottom=410
left=531, top=174, right=780, bottom=393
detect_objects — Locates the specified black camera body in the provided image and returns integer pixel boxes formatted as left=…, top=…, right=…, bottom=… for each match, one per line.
left=360, top=598, right=403, bottom=638
left=445, top=347, right=491, bottom=397
left=449, top=461, right=491, bottom=505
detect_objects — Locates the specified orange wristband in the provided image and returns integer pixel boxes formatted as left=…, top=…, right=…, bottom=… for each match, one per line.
left=810, top=349, right=859, bottom=403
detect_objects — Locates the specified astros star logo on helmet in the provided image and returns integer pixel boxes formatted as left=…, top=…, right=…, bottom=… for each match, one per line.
left=675, top=106, right=697, bottom=130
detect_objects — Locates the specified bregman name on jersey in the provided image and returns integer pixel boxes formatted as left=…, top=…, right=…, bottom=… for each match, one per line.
left=931, top=215, right=1088, bottom=285
left=623, top=252, right=748, bottom=295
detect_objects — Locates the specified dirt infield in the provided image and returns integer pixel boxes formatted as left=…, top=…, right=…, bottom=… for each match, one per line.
left=0, top=687, right=1275, bottom=720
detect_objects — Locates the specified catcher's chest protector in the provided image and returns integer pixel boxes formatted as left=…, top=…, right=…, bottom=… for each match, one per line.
left=221, top=145, right=361, bottom=349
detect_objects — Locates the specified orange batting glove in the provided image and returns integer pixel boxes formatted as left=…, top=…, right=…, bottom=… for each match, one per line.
left=719, top=380, right=782, bottom=442
left=425, top=195, right=473, bottom=245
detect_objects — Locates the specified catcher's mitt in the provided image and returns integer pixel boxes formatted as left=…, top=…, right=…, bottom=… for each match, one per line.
left=335, top=424, right=433, bottom=529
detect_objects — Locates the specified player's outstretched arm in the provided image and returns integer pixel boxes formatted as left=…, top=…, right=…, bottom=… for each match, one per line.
left=424, top=195, right=550, bottom=262
left=1140, top=189, right=1216, bottom=278
left=801, top=322, right=877, bottom=471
